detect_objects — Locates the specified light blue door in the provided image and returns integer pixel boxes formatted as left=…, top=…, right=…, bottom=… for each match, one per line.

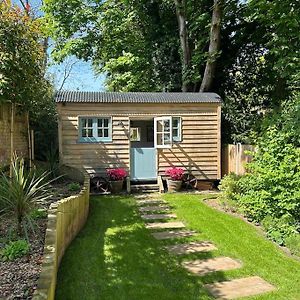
left=130, top=148, right=156, bottom=180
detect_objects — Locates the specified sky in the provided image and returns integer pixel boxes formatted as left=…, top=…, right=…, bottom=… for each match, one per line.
left=12, top=0, right=106, bottom=92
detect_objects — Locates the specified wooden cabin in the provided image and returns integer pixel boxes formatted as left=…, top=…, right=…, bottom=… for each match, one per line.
left=56, top=92, right=221, bottom=189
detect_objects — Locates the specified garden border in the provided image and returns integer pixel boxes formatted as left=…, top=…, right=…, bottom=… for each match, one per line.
left=33, top=172, right=90, bottom=300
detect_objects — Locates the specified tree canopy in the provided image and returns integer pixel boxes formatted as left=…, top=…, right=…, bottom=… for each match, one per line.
left=0, top=3, right=49, bottom=109
left=44, top=0, right=300, bottom=142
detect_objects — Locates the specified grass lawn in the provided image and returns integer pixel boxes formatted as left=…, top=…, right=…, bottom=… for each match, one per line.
left=55, top=194, right=300, bottom=300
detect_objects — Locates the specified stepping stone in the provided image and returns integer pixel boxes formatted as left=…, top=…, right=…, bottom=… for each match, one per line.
left=204, top=276, right=276, bottom=300
left=145, top=221, right=185, bottom=230
left=137, top=200, right=166, bottom=206
left=141, top=213, right=177, bottom=220
left=166, top=241, right=217, bottom=255
left=139, top=205, right=170, bottom=212
left=152, top=230, right=197, bottom=240
left=182, top=257, right=242, bottom=276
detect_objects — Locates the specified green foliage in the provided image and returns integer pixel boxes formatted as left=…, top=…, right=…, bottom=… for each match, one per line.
left=68, top=182, right=81, bottom=192
left=0, top=157, right=53, bottom=236
left=262, top=215, right=298, bottom=245
left=30, top=208, right=48, bottom=220
left=219, top=97, right=300, bottom=247
left=44, top=146, right=59, bottom=178
left=285, top=234, right=300, bottom=257
left=29, top=85, right=58, bottom=161
left=0, top=3, right=49, bottom=108
left=218, top=173, right=241, bottom=210
left=237, top=127, right=300, bottom=223
left=44, top=0, right=183, bottom=91
left=1, top=240, right=30, bottom=261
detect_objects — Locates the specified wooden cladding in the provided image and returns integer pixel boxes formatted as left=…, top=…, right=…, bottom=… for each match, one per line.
left=57, top=102, right=221, bottom=179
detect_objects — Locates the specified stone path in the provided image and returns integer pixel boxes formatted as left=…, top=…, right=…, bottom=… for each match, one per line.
left=166, top=241, right=217, bottom=255
left=151, top=230, right=197, bottom=240
left=136, top=194, right=275, bottom=299
left=145, top=221, right=186, bottom=230
left=204, top=276, right=276, bottom=300
left=182, top=257, right=242, bottom=276
left=137, top=200, right=167, bottom=206
left=141, top=213, right=177, bottom=220
left=139, top=205, right=170, bottom=212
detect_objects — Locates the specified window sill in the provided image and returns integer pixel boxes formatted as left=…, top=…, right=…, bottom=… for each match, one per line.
left=78, top=137, right=112, bottom=143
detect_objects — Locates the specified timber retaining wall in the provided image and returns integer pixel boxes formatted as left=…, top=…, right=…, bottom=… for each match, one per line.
left=33, top=173, right=90, bottom=300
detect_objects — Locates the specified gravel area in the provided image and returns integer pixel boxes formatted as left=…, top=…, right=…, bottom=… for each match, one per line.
left=0, top=178, right=82, bottom=299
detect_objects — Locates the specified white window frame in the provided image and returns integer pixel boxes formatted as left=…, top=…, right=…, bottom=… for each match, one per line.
left=154, top=116, right=173, bottom=149
left=172, top=117, right=182, bottom=142
left=130, top=127, right=141, bottom=141
left=78, top=116, right=112, bottom=142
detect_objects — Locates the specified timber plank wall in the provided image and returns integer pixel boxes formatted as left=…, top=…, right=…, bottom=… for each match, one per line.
left=57, top=102, right=221, bottom=180
left=0, top=103, right=28, bottom=166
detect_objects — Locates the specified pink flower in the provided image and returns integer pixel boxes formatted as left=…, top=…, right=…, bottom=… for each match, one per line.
left=106, top=168, right=127, bottom=181
left=165, top=167, right=185, bottom=181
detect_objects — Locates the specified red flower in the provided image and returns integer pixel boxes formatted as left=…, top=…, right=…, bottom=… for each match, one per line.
left=106, top=168, right=127, bottom=181
left=165, top=167, right=185, bottom=181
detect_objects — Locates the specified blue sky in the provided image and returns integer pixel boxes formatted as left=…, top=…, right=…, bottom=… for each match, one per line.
left=12, top=0, right=106, bottom=91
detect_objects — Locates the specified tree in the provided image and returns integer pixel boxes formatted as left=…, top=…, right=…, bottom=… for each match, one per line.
left=0, top=2, right=48, bottom=108
left=0, top=2, right=57, bottom=161
left=44, top=0, right=300, bottom=143
left=200, top=0, right=223, bottom=92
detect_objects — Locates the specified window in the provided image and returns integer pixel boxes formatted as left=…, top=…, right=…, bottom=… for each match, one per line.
left=172, top=117, right=182, bottom=142
left=130, top=127, right=141, bottom=141
left=154, top=117, right=173, bottom=148
left=79, top=117, right=112, bottom=142
left=154, top=116, right=182, bottom=148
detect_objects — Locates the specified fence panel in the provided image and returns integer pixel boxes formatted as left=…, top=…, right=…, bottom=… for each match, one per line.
left=222, top=144, right=255, bottom=176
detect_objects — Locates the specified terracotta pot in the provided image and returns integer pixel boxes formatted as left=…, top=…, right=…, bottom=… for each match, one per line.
left=167, top=179, right=182, bottom=192
left=110, top=180, right=124, bottom=193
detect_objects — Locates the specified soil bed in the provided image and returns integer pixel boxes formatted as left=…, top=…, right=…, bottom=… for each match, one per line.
left=0, top=178, right=82, bottom=300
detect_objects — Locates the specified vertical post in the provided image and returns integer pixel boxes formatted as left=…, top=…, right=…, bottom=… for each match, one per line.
left=57, top=104, right=63, bottom=165
left=9, top=103, right=15, bottom=177
left=217, top=105, right=221, bottom=179
left=236, top=143, right=241, bottom=175
left=26, top=112, right=32, bottom=170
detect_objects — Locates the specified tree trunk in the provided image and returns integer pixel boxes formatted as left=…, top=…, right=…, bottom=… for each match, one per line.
left=200, top=0, right=223, bottom=92
left=174, top=0, right=191, bottom=92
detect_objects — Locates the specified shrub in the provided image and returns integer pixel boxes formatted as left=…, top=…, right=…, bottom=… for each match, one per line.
left=262, top=215, right=299, bottom=245
left=0, top=157, right=53, bottom=236
left=68, top=182, right=81, bottom=192
left=1, top=240, right=30, bottom=261
left=237, top=127, right=300, bottom=222
left=218, top=173, right=241, bottom=205
left=165, top=167, right=185, bottom=181
left=285, top=234, right=300, bottom=257
left=106, top=168, right=127, bottom=181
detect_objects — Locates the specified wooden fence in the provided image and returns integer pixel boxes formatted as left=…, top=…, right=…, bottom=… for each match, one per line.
left=33, top=173, right=90, bottom=300
left=222, top=144, right=255, bottom=177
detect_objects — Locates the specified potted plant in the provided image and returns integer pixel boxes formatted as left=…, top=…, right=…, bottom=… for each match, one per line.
left=165, top=167, right=185, bottom=192
left=106, top=168, right=127, bottom=193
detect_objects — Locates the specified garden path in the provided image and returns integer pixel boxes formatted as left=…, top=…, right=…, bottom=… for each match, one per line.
left=136, top=194, right=276, bottom=300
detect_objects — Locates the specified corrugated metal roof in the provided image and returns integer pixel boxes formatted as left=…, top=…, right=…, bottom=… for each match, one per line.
left=55, top=91, right=221, bottom=104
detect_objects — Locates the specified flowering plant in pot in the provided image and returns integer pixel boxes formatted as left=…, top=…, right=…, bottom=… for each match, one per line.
left=165, top=167, right=185, bottom=192
left=106, top=168, right=127, bottom=193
